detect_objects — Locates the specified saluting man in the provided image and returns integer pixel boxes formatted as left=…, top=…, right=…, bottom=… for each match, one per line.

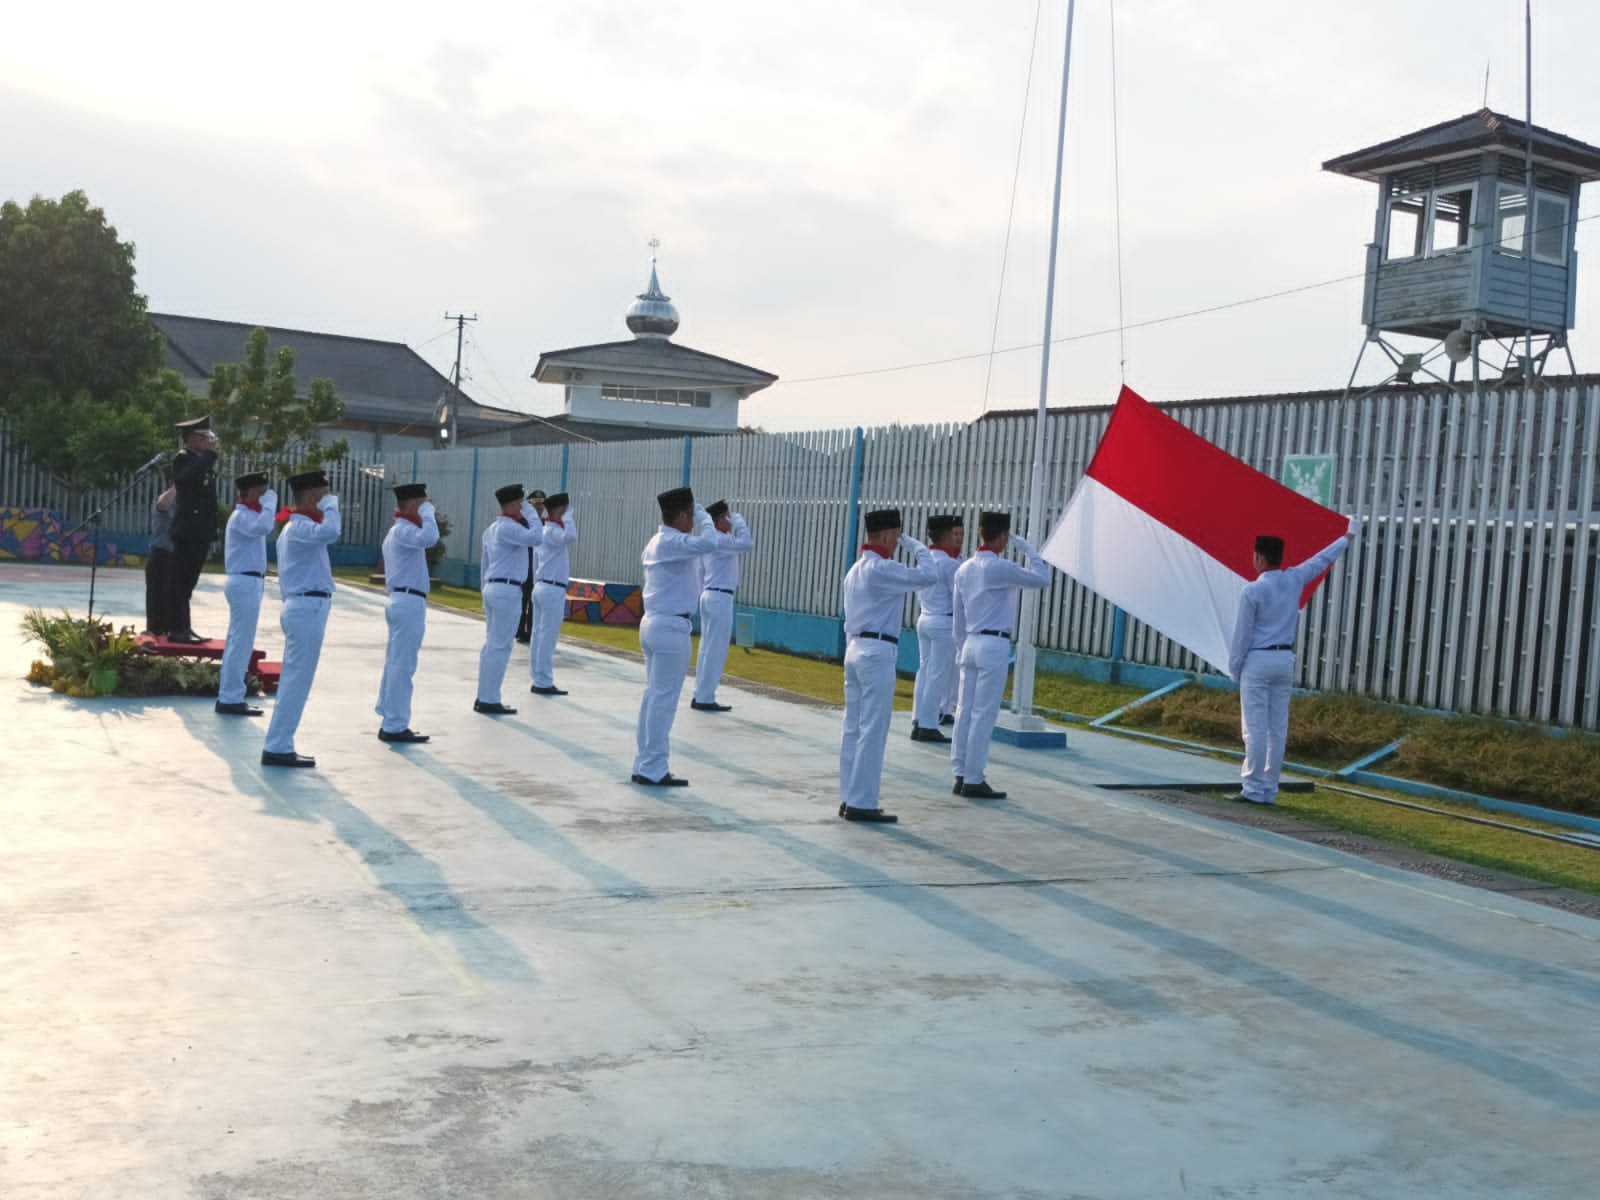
left=1227, top=521, right=1357, bottom=805
left=474, top=484, right=544, bottom=716
left=529, top=491, right=577, bottom=696
left=215, top=471, right=277, bottom=717
left=261, top=470, right=341, bottom=768
left=166, top=415, right=220, bottom=644
left=516, top=489, right=548, bottom=643
left=375, top=482, right=440, bottom=744
left=690, top=499, right=754, bottom=713
left=909, top=513, right=964, bottom=743
left=949, top=511, right=1051, bottom=800
left=632, top=487, right=735, bottom=787
left=838, top=508, right=938, bottom=824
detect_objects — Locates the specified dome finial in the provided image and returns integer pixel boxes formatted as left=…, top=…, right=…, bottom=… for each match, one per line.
left=626, top=238, right=679, bottom=339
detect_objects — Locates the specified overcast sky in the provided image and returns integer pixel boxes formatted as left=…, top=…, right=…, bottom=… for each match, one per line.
left=6, top=0, right=1597, bottom=431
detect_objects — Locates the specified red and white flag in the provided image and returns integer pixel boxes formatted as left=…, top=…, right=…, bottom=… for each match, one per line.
left=1040, top=386, right=1347, bottom=675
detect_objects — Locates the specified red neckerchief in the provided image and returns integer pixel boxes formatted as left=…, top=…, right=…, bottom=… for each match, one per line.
left=543, top=516, right=564, bottom=527
left=933, top=547, right=960, bottom=559
left=394, top=510, right=422, bottom=527
left=500, top=511, right=528, bottom=528
left=275, top=508, right=292, bottom=522
left=978, top=542, right=1004, bottom=555
left=239, top=498, right=263, bottom=513
left=860, top=543, right=888, bottom=558
left=295, top=506, right=324, bottom=525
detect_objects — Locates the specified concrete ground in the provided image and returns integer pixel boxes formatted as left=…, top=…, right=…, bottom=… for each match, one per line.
left=4, top=565, right=1599, bottom=1200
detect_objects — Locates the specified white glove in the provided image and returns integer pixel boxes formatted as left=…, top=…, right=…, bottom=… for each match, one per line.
left=419, top=500, right=436, bottom=518
left=521, top=500, right=538, bottom=520
left=1012, top=534, right=1037, bottom=557
left=1347, top=516, right=1361, bottom=539
left=693, top=503, right=708, bottom=518
left=318, top=493, right=339, bottom=511
left=260, top=489, right=278, bottom=511
left=898, top=534, right=928, bottom=555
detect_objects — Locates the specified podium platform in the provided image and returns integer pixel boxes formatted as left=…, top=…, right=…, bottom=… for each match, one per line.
left=136, top=635, right=281, bottom=693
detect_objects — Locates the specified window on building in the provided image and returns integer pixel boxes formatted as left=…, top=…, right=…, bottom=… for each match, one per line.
left=1495, top=185, right=1570, bottom=264
left=602, top=384, right=713, bottom=408
left=1384, top=187, right=1426, bottom=261
left=1429, top=186, right=1474, bottom=253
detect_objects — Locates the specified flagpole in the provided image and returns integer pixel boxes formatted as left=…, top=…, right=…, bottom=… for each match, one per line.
left=1009, top=0, right=1076, bottom=730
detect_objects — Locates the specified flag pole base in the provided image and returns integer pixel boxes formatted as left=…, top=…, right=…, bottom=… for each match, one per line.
left=992, top=712, right=1068, bottom=750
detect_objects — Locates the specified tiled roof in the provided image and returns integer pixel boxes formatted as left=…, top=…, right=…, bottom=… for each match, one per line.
left=1322, top=109, right=1600, bottom=182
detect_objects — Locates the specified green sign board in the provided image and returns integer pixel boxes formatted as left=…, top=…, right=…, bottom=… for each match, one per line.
left=1282, top=454, right=1336, bottom=507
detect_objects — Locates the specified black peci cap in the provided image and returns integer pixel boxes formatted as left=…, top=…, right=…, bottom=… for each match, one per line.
left=234, top=472, right=268, bottom=493
left=286, top=469, right=329, bottom=495
left=545, top=492, right=570, bottom=510
left=927, top=513, right=961, bottom=538
left=495, top=483, right=525, bottom=505
left=393, top=482, right=428, bottom=502
left=706, top=500, right=730, bottom=519
left=978, top=511, right=1011, bottom=540
left=864, top=508, right=901, bottom=534
left=657, top=486, right=694, bottom=518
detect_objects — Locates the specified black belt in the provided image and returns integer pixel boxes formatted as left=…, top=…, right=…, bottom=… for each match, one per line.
left=235, top=571, right=263, bottom=578
left=1256, top=643, right=1294, bottom=652
left=705, top=587, right=734, bottom=595
left=536, top=578, right=569, bottom=588
left=977, top=629, right=1011, bottom=638
left=296, top=590, right=332, bottom=599
left=852, top=631, right=898, bottom=645
left=485, top=577, right=521, bottom=585
left=390, top=587, right=427, bottom=597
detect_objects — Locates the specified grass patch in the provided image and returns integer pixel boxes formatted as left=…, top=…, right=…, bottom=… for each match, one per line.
left=1396, top=719, right=1600, bottom=817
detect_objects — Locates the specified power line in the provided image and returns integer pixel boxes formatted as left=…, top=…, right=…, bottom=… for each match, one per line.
left=464, top=328, right=601, bottom=444
left=776, top=208, right=1600, bottom=388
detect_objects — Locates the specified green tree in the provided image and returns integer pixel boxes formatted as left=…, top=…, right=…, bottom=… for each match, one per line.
left=207, top=327, right=348, bottom=473
left=0, top=191, right=181, bottom=505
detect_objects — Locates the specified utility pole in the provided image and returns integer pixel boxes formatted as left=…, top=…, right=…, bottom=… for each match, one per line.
left=443, top=311, right=478, bottom=447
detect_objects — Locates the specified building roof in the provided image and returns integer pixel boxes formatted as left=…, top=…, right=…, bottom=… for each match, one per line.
left=151, top=313, right=525, bottom=437
left=1322, top=108, right=1600, bottom=183
left=533, top=338, right=778, bottom=392
left=458, top=412, right=743, bottom=447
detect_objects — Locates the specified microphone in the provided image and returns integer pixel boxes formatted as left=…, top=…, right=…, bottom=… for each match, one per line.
left=138, top=451, right=170, bottom=473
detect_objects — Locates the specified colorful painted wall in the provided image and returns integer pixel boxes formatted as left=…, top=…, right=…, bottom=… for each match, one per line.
left=0, top=508, right=129, bottom=566
left=565, top=579, right=643, bottom=626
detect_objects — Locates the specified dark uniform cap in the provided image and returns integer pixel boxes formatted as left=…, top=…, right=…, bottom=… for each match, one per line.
left=495, top=483, right=525, bottom=505
left=175, top=415, right=212, bottom=434
left=1255, top=535, right=1285, bottom=560
left=234, top=472, right=269, bottom=493
left=527, top=488, right=547, bottom=501
left=864, top=508, right=901, bottom=534
left=978, top=511, right=1011, bottom=539
left=657, top=486, right=694, bottom=517
left=545, top=492, right=570, bottom=510
left=393, top=482, right=428, bottom=502
left=287, top=469, right=329, bottom=495
left=927, top=513, right=961, bottom=538
left=706, top=500, right=730, bottom=519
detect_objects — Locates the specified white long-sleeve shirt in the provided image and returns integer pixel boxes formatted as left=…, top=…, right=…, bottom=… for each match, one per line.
left=843, top=538, right=937, bottom=639
left=274, top=495, right=341, bottom=598
left=699, top=514, right=754, bottom=592
left=915, top=547, right=962, bottom=618
left=223, top=488, right=277, bottom=575
left=382, top=502, right=440, bottom=594
left=1227, top=535, right=1350, bottom=679
left=951, top=542, right=1051, bottom=646
left=642, top=508, right=736, bottom=618
left=535, top=509, right=579, bottom=584
left=479, top=505, right=545, bottom=583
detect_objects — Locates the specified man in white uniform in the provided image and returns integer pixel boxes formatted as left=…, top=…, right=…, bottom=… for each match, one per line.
left=949, top=511, right=1051, bottom=799
left=475, top=484, right=544, bottom=716
left=690, top=499, right=754, bottom=713
left=375, top=481, right=439, bottom=744
left=215, top=470, right=276, bottom=717
left=632, top=487, right=736, bottom=787
left=261, top=470, right=341, bottom=768
left=838, top=508, right=937, bottom=824
left=909, top=513, right=964, bottom=743
left=1227, top=522, right=1357, bottom=804
left=529, top=491, right=577, bottom=696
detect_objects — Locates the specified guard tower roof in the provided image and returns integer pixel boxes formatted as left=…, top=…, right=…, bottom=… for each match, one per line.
left=1322, top=108, right=1600, bottom=184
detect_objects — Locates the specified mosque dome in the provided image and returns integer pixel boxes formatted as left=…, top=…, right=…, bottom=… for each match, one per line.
left=625, top=259, right=680, bottom=340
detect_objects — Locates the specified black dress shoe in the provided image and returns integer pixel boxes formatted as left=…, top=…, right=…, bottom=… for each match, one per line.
left=473, top=700, right=518, bottom=715
left=909, top=726, right=951, bottom=743
left=215, top=701, right=263, bottom=717
left=377, top=728, right=430, bottom=744
left=939, top=713, right=955, bottom=727
left=840, top=805, right=898, bottom=823
left=952, top=777, right=965, bottom=795
left=631, top=772, right=690, bottom=787
left=690, top=700, right=732, bottom=712
left=261, top=750, right=315, bottom=768
left=170, top=630, right=206, bottom=645
left=962, top=781, right=1007, bottom=800
left=530, top=685, right=568, bottom=696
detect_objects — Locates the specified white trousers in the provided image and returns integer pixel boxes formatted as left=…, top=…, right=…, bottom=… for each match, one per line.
left=1239, top=649, right=1295, bottom=801
left=528, top=580, right=565, bottom=688
left=263, top=595, right=330, bottom=755
left=839, top=639, right=897, bottom=810
left=911, top=612, right=955, bottom=729
left=634, top=613, right=692, bottom=779
left=218, top=574, right=264, bottom=705
left=950, top=634, right=1010, bottom=785
left=693, top=589, right=735, bottom=704
left=477, top=581, right=522, bottom=704
left=375, top=593, right=427, bottom=733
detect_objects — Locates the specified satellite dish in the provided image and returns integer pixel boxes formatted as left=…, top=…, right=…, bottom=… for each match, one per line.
left=1444, top=329, right=1474, bottom=364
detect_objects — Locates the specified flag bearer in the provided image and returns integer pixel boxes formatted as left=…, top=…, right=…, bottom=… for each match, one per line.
left=375, top=482, right=439, bottom=743
left=215, top=471, right=276, bottom=717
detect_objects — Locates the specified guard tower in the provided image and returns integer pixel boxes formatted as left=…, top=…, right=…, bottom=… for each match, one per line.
left=1323, top=108, right=1600, bottom=390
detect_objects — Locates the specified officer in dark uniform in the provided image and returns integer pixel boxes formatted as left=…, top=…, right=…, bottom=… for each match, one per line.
left=515, top=488, right=548, bottom=643
left=165, top=415, right=220, bottom=644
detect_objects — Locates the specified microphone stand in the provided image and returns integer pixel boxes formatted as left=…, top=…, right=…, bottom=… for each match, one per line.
left=64, top=457, right=169, bottom=626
